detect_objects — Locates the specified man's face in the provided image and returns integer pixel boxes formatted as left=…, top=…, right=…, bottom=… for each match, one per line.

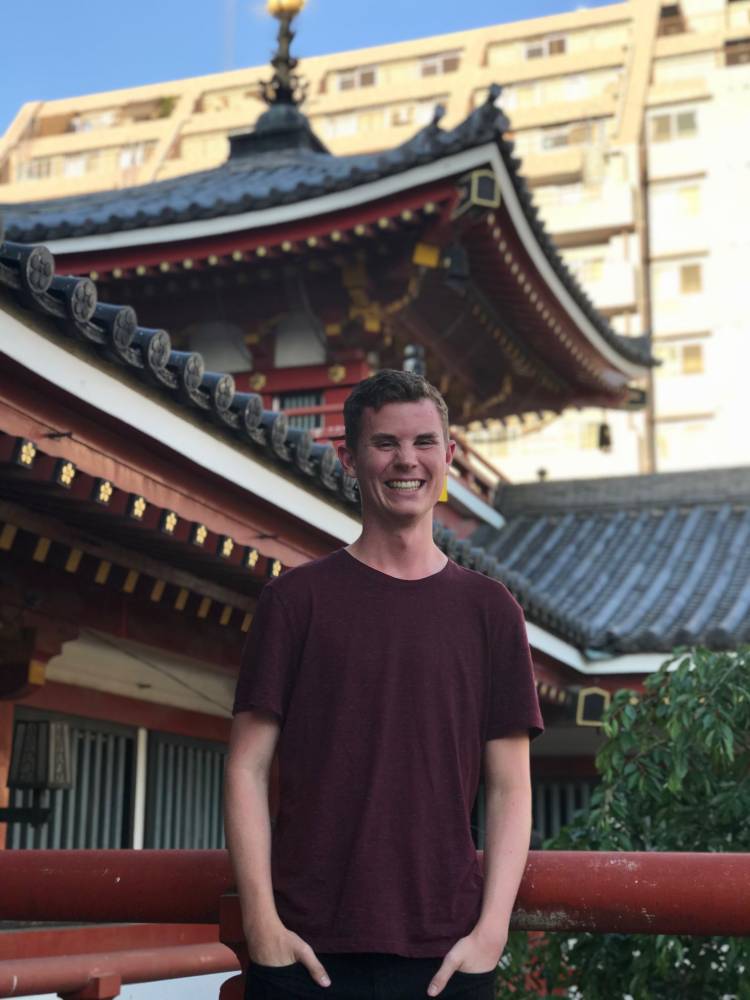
left=339, top=399, right=455, bottom=525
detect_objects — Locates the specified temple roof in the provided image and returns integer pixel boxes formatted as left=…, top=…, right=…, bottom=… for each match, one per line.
left=0, top=89, right=654, bottom=379
left=468, top=468, right=750, bottom=655
left=1, top=100, right=503, bottom=242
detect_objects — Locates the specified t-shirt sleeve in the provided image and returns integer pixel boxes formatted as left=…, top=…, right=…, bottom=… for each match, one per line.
left=486, top=593, right=544, bottom=741
left=232, top=583, right=299, bottom=723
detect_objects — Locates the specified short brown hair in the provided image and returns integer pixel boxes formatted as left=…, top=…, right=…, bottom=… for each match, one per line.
left=343, top=370, right=450, bottom=451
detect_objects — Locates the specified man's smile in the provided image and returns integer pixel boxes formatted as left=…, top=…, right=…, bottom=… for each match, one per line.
left=385, top=479, right=426, bottom=491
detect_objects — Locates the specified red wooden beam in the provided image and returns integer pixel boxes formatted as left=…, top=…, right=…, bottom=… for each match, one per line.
left=1, top=850, right=749, bottom=936
left=0, top=942, right=237, bottom=998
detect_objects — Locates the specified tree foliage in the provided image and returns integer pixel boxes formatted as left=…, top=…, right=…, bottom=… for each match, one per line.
left=495, top=646, right=750, bottom=1000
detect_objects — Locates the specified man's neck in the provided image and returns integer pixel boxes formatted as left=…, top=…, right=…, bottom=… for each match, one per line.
left=346, top=517, right=447, bottom=581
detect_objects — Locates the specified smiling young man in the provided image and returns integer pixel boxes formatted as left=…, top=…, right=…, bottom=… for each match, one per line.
left=226, top=370, right=543, bottom=1000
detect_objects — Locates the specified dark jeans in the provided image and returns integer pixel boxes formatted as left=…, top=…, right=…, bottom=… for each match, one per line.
left=244, top=952, right=497, bottom=1000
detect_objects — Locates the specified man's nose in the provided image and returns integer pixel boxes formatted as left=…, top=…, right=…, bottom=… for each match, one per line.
left=394, top=447, right=418, bottom=467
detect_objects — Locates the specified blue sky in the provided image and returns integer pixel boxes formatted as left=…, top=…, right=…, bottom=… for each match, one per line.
left=1, top=0, right=613, bottom=134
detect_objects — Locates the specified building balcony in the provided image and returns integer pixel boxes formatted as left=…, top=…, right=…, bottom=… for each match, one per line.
left=584, top=259, right=638, bottom=311
left=535, top=184, right=635, bottom=242
left=647, top=137, right=707, bottom=180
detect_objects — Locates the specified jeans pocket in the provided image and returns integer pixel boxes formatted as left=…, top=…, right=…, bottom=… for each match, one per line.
left=453, top=967, right=497, bottom=977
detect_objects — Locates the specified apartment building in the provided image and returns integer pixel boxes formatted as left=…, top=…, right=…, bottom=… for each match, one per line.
left=1, top=0, right=748, bottom=478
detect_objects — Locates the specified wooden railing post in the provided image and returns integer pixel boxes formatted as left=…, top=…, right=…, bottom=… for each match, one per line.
left=59, top=973, right=122, bottom=1000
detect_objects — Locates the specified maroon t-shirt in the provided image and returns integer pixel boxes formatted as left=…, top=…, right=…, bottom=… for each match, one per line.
left=232, top=548, right=543, bottom=957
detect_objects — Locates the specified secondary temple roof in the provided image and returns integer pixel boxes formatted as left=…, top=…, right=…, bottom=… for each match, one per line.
left=470, top=468, right=750, bottom=655
left=1, top=233, right=743, bottom=659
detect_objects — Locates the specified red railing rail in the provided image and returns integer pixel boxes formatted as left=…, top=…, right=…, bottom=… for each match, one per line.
left=0, top=943, right=238, bottom=999
left=1, top=850, right=749, bottom=998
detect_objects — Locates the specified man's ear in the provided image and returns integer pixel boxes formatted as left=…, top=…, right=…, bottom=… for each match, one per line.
left=338, top=442, right=356, bottom=478
left=445, top=437, right=457, bottom=467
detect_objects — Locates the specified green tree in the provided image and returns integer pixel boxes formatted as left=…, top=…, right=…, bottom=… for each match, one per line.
left=496, top=646, right=750, bottom=1000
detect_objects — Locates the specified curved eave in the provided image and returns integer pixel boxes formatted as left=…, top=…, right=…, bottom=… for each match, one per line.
left=486, top=145, right=649, bottom=384
left=38, top=146, right=496, bottom=257
left=16, top=128, right=649, bottom=383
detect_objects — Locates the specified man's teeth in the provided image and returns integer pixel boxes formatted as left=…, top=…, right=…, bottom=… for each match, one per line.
left=387, top=480, right=423, bottom=490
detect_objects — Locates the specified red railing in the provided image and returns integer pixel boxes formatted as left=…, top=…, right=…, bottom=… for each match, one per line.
left=1, top=850, right=749, bottom=998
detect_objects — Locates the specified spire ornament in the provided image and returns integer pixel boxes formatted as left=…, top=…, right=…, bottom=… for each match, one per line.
left=262, top=0, right=308, bottom=107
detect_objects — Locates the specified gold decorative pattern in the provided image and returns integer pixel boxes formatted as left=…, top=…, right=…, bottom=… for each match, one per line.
left=197, top=596, right=212, bottom=619
left=220, top=536, right=234, bottom=558
left=249, top=372, right=267, bottom=391
left=245, top=547, right=260, bottom=569
left=412, top=243, right=440, bottom=268
left=122, top=569, right=140, bottom=594
left=150, top=579, right=166, bottom=602
left=174, top=587, right=190, bottom=611
left=95, top=480, right=113, bottom=504
left=17, top=440, right=36, bottom=466
left=328, top=364, right=346, bottom=384
left=270, top=559, right=282, bottom=577
left=192, top=523, right=208, bottom=546
left=57, top=461, right=76, bottom=487
left=129, top=495, right=147, bottom=519
left=162, top=511, right=178, bottom=534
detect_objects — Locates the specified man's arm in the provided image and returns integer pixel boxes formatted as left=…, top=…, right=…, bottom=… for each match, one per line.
left=224, top=709, right=332, bottom=986
left=475, top=732, right=532, bottom=938
left=426, top=732, right=532, bottom=996
left=224, top=709, right=284, bottom=952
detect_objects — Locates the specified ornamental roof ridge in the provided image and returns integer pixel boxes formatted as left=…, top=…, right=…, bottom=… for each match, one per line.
left=0, top=232, right=360, bottom=514
left=492, top=466, right=750, bottom=518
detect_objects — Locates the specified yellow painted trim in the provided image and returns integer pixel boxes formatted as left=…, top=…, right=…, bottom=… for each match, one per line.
left=32, top=537, right=51, bottom=563
left=64, top=548, right=83, bottom=573
left=94, top=560, right=112, bottom=585
left=122, top=569, right=140, bottom=594
left=197, top=596, right=212, bottom=619
left=412, top=242, right=441, bottom=268
left=150, top=579, right=166, bottom=602
left=174, top=587, right=190, bottom=611
left=220, top=604, right=233, bottom=626
left=28, top=659, right=47, bottom=687
left=0, top=524, right=18, bottom=551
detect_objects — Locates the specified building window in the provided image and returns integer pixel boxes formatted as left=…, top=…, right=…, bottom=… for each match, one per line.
left=16, top=157, right=52, bottom=181
left=7, top=708, right=136, bottom=849
left=526, top=34, right=567, bottom=59
left=724, top=38, right=750, bottom=66
left=678, top=184, right=701, bottom=215
left=654, top=340, right=705, bottom=375
left=680, top=262, right=702, bottom=293
left=420, top=51, right=461, bottom=76
left=540, top=121, right=593, bottom=150
left=337, top=65, right=378, bottom=91
left=119, top=143, right=149, bottom=169
left=63, top=153, right=89, bottom=178
left=278, top=391, right=323, bottom=430
left=321, top=112, right=359, bottom=138
left=650, top=108, right=698, bottom=142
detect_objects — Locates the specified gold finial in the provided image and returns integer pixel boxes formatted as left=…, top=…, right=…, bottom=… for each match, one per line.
left=267, top=0, right=305, bottom=15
